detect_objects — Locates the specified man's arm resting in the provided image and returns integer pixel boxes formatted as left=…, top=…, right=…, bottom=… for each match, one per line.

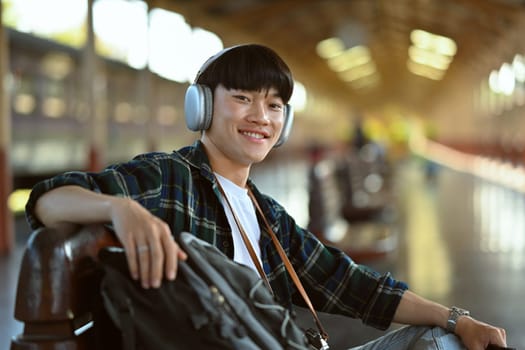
left=393, top=290, right=507, bottom=349
left=393, top=290, right=449, bottom=328
left=34, top=185, right=186, bottom=289
left=34, top=185, right=116, bottom=228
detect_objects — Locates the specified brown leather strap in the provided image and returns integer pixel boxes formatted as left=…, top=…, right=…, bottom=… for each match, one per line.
left=216, top=178, right=329, bottom=340
left=216, top=182, right=274, bottom=294
left=247, top=189, right=329, bottom=341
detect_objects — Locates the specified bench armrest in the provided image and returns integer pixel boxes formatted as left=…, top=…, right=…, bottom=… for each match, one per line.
left=11, top=224, right=120, bottom=349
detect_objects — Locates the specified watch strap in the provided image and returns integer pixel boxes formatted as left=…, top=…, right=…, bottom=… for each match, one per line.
left=446, top=306, right=470, bottom=333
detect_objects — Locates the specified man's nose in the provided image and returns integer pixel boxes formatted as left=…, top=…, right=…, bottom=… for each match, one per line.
left=250, top=102, right=270, bottom=124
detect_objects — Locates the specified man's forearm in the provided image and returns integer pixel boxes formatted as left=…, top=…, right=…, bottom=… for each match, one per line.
left=34, top=185, right=117, bottom=228
left=393, top=290, right=449, bottom=328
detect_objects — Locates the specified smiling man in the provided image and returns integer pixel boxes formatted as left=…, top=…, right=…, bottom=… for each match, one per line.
left=25, top=44, right=507, bottom=349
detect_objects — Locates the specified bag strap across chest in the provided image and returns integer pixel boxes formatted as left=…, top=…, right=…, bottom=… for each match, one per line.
left=217, top=181, right=329, bottom=341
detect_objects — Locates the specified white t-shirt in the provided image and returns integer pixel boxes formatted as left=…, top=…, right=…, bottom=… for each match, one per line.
left=215, top=173, right=262, bottom=273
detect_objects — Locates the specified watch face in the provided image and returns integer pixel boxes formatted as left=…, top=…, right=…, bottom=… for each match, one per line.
left=453, top=307, right=470, bottom=316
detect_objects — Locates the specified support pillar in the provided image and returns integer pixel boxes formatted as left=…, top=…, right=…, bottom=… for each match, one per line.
left=84, top=0, right=107, bottom=171
left=0, top=5, right=15, bottom=254
left=141, top=6, right=155, bottom=152
left=140, top=68, right=155, bottom=152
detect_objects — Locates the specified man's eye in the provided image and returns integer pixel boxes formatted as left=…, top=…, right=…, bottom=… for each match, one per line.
left=270, top=103, right=283, bottom=110
left=234, top=95, right=249, bottom=102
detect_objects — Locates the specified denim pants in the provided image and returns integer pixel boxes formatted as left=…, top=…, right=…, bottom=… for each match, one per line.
left=348, top=326, right=466, bottom=350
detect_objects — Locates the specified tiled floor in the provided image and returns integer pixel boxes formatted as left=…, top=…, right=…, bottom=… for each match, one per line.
left=401, top=160, right=524, bottom=348
left=2, top=156, right=524, bottom=349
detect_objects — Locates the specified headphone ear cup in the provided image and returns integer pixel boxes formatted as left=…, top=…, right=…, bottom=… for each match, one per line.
left=274, top=104, right=294, bottom=147
left=184, top=84, right=213, bottom=131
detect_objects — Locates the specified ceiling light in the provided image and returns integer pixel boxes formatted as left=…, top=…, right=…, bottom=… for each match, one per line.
left=339, top=62, right=377, bottom=82
left=42, top=97, right=66, bottom=118
left=350, top=74, right=380, bottom=89
left=327, top=46, right=372, bottom=72
left=498, top=63, right=515, bottom=96
left=289, top=81, right=307, bottom=112
left=489, top=70, right=499, bottom=93
left=407, top=60, right=444, bottom=80
left=408, top=46, right=452, bottom=71
left=41, top=53, right=74, bottom=80
left=410, top=29, right=457, bottom=57
left=408, top=29, right=456, bottom=80
left=317, top=38, right=379, bottom=89
left=316, top=37, right=345, bottom=59
left=14, top=93, right=36, bottom=115
left=512, top=54, right=525, bottom=83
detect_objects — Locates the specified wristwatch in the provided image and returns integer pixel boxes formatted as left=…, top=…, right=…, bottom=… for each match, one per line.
left=446, top=306, right=470, bottom=333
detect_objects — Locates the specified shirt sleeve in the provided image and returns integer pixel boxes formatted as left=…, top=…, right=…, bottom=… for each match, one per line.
left=267, top=195, right=408, bottom=330
left=25, top=154, right=164, bottom=230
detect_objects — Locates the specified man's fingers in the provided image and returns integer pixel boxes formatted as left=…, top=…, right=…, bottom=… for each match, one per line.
left=178, top=248, right=188, bottom=261
left=148, top=235, right=164, bottom=288
left=123, top=236, right=140, bottom=281
left=493, top=327, right=507, bottom=347
left=137, top=241, right=151, bottom=289
left=162, top=234, right=178, bottom=280
left=161, top=233, right=188, bottom=281
left=117, top=215, right=177, bottom=289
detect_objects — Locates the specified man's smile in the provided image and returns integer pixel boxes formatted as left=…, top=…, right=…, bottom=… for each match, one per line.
left=240, top=130, right=269, bottom=139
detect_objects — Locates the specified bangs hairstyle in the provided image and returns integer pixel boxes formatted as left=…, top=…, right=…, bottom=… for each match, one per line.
left=196, top=44, right=294, bottom=104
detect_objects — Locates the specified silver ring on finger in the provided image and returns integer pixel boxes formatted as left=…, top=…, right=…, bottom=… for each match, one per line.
left=137, top=245, right=149, bottom=253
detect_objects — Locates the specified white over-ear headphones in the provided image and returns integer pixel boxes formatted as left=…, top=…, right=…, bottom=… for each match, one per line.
left=184, top=45, right=294, bottom=147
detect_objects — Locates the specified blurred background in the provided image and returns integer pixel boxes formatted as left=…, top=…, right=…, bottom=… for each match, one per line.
left=1, top=0, right=525, bottom=349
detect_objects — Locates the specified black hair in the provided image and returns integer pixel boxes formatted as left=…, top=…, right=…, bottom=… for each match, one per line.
left=196, top=44, right=294, bottom=104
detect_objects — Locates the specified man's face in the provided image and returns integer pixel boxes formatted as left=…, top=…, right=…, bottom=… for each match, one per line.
left=203, top=84, right=285, bottom=168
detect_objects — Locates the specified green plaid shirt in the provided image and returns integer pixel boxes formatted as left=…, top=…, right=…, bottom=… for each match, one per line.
left=26, top=141, right=407, bottom=330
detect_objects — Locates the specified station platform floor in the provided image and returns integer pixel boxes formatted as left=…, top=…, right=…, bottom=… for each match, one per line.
left=1, top=156, right=524, bottom=349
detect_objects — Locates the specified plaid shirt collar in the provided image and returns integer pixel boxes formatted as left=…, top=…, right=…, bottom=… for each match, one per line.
left=178, top=140, right=276, bottom=250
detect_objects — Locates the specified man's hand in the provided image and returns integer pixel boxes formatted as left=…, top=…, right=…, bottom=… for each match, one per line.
left=110, top=197, right=187, bottom=289
left=455, top=316, right=507, bottom=350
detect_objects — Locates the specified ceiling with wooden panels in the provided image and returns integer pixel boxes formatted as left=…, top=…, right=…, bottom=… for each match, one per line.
left=146, top=0, right=525, bottom=143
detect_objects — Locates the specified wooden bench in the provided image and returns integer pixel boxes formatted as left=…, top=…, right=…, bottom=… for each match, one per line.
left=338, top=145, right=393, bottom=223
left=10, top=224, right=120, bottom=350
left=307, top=156, right=397, bottom=262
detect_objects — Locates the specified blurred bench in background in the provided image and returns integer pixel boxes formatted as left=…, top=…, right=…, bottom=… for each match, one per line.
left=307, top=144, right=398, bottom=262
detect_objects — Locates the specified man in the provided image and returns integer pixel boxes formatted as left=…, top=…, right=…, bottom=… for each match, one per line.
left=26, top=44, right=507, bottom=349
